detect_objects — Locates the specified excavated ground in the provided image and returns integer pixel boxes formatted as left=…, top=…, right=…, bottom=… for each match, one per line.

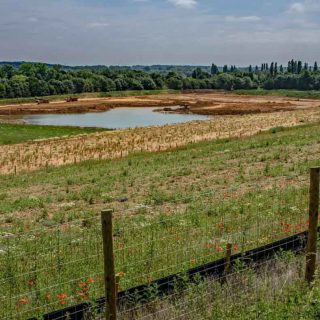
left=0, top=91, right=319, bottom=116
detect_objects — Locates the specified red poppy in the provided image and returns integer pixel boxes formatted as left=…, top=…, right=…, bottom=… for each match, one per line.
left=45, top=294, right=51, bottom=300
left=58, top=294, right=67, bottom=299
left=19, top=298, right=29, bottom=304
left=59, top=300, right=66, bottom=305
left=79, top=283, right=87, bottom=288
left=86, top=278, right=94, bottom=284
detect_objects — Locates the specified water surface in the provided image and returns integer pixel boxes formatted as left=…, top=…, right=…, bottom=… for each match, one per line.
left=24, top=107, right=209, bottom=129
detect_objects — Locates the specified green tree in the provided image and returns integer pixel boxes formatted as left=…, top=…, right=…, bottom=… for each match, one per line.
left=297, top=61, right=302, bottom=74
left=141, top=77, right=157, bottom=90
left=83, top=79, right=95, bottom=92
left=62, top=80, right=75, bottom=94
left=217, top=73, right=234, bottom=90
left=72, top=78, right=86, bottom=93
left=270, top=62, right=274, bottom=76
left=167, top=77, right=183, bottom=90
left=192, top=67, right=210, bottom=79
left=127, top=78, right=144, bottom=90
left=210, top=63, right=219, bottom=75
left=28, top=77, right=50, bottom=96
left=114, top=78, right=128, bottom=91
left=0, top=82, right=6, bottom=98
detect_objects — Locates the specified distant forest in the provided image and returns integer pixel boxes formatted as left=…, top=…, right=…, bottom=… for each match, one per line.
left=0, top=60, right=319, bottom=98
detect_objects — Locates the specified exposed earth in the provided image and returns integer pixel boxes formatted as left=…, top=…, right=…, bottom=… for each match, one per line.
left=0, top=91, right=319, bottom=116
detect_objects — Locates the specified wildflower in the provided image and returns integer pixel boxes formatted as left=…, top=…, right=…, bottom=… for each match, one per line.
left=233, top=244, right=239, bottom=252
left=28, top=279, right=36, bottom=287
left=45, top=294, right=51, bottom=300
left=217, top=223, right=225, bottom=232
left=58, top=294, right=67, bottom=299
left=79, top=282, right=87, bottom=288
left=59, top=300, right=66, bottom=305
left=117, top=271, right=126, bottom=278
left=19, top=298, right=29, bottom=304
left=86, top=278, right=94, bottom=284
left=216, top=246, right=222, bottom=252
left=77, top=291, right=85, bottom=297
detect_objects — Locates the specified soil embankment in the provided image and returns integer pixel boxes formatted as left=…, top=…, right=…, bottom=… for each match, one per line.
left=0, top=92, right=319, bottom=116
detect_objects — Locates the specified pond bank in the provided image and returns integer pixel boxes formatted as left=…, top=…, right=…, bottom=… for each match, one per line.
left=1, top=92, right=319, bottom=117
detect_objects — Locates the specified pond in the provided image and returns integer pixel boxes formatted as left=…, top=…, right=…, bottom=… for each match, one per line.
left=23, top=107, right=209, bottom=129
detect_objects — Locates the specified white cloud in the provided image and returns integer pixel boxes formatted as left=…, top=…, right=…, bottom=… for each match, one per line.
left=86, top=22, right=110, bottom=29
left=288, top=1, right=320, bottom=14
left=288, top=2, right=305, bottom=13
left=168, top=0, right=197, bottom=9
left=226, top=16, right=262, bottom=22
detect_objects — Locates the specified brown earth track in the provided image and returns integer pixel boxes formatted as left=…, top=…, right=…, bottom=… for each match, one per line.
left=0, top=92, right=319, bottom=116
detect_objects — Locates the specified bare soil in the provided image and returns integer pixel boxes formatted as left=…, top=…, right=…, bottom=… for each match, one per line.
left=0, top=92, right=319, bottom=116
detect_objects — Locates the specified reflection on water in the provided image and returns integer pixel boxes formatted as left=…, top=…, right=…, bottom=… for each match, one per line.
left=24, top=107, right=209, bottom=129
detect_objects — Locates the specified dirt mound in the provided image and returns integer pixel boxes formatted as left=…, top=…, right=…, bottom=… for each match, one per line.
left=0, top=92, right=319, bottom=116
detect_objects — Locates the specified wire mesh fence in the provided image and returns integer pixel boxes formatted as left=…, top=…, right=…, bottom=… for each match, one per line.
left=0, top=173, right=318, bottom=319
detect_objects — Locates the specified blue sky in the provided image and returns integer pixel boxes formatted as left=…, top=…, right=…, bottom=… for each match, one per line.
left=0, top=0, right=319, bottom=66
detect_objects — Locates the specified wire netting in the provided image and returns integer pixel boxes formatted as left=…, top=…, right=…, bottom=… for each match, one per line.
left=0, top=182, right=316, bottom=319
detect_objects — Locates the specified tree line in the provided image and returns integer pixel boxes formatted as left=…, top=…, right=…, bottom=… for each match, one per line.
left=0, top=60, right=319, bottom=99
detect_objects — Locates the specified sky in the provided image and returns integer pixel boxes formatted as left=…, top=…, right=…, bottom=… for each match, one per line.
left=0, top=0, right=319, bottom=66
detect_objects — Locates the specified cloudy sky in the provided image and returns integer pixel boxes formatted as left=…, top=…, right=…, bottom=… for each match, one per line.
left=0, top=0, right=319, bottom=66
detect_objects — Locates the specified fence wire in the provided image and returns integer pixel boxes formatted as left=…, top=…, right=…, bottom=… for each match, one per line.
left=0, top=183, right=316, bottom=319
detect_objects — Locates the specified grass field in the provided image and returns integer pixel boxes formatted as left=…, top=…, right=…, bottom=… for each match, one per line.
left=1, top=121, right=320, bottom=318
left=0, top=123, right=106, bottom=145
left=235, top=89, right=320, bottom=99
left=124, top=251, right=320, bottom=319
left=0, top=89, right=177, bottom=105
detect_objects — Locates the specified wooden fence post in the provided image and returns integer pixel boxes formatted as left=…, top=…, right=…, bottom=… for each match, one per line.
left=101, top=209, right=117, bottom=320
left=305, top=167, right=320, bottom=284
